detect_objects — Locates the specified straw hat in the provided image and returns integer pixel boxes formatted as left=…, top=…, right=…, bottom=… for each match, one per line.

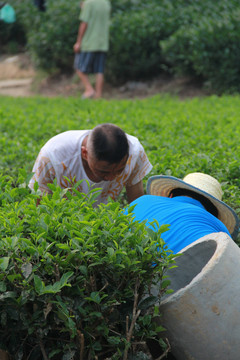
left=147, top=172, right=239, bottom=240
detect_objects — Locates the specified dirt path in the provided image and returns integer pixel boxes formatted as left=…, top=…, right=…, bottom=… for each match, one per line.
left=0, top=53, right=208, bottom=99
left=0, top=54, right=35, bottom=96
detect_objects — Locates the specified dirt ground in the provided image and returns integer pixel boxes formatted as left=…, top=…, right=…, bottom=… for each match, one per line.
left=0, top=53, right=209, bottom=99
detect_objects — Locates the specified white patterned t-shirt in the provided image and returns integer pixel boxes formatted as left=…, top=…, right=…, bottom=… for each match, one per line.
left=29, top=130, right=152, bottom=205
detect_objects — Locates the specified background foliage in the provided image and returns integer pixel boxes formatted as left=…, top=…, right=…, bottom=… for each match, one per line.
left=3, top=0, right=240, bottom=92
left=0, top=10, right=26, bottom=53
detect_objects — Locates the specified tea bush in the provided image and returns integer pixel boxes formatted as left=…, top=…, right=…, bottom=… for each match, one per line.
left=7, top=0, right=39, bottom=32
left=12, top=0, right=79, bottom=71
left=0, top=174, right=174, bottom=359
left=0, top=93, right=240, bottom=228
left=105, top=2, right=178, bottom=84
left=0, top=20, right=26, bottom=53
left=1, top=93, right=240, bottom=357
left=160, top=11, right=240, bottom=93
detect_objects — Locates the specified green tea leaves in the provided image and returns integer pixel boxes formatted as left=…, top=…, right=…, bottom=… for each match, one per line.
left=0, top=257, right=9, bottom=271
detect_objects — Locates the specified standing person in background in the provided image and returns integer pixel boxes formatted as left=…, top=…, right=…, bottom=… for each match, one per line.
left=73, top=0, right=111, bottom=99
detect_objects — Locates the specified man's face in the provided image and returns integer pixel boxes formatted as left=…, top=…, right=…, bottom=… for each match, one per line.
left=87, top=153, right=128, bottom=182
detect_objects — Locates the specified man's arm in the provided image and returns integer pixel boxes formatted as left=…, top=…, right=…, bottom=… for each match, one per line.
left=126, top=180, right=144, bottom=203
left=73, top=21, right=88, bottom=53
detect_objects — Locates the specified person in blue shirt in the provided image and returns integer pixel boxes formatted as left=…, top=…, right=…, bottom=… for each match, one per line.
left=127, top=172, right=239, bottom=254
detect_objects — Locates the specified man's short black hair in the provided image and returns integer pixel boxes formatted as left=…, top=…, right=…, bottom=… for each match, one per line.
left=170, top=188, right=219, bottom=218
left=90, top=123, right=129, bottom=164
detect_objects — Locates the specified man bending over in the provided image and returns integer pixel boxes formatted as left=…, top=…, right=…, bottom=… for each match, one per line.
left=29, top=123, right=152, bottom=206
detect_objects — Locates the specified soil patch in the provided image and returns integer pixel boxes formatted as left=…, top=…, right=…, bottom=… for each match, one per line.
left=0, top=53, right=211, bottom=99
left=0, top=53, right=35, bottom=80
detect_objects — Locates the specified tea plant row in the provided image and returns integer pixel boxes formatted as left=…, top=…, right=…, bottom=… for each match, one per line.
left=0, top=94, right=240, bottom=359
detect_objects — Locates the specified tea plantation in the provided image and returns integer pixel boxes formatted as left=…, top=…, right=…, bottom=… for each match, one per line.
left=0, top=93, right=240, bottom=359
left=1, top=94, right=240, bottom=215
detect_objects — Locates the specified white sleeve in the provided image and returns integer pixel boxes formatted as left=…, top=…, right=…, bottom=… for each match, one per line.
left=126, top=142, right=153, bottom=186
left=28, top=150, right=56, bottom=194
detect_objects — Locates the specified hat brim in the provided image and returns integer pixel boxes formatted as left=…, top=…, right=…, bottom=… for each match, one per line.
left=147, top=175, right=239, bottom=240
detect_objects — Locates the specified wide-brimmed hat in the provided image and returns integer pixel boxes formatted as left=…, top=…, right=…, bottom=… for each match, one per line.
left=147, top=172, right=239, bottom=240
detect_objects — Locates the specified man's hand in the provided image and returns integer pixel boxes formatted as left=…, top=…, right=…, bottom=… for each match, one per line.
left=126, top=180, right=144, bottom=203
left=73, top=41, right=81, bottom=53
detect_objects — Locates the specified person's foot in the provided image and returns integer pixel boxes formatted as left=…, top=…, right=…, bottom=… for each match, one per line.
left=81, top=91, right=95, bottom=99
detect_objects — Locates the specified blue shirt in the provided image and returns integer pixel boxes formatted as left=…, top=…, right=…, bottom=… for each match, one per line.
left=127, top=195, right=231, bottom=254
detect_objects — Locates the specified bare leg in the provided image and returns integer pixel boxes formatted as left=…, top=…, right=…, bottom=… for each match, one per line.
left=95, top=73, right=104, bottom=98
left=76, top=70, right=95, bottom=97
